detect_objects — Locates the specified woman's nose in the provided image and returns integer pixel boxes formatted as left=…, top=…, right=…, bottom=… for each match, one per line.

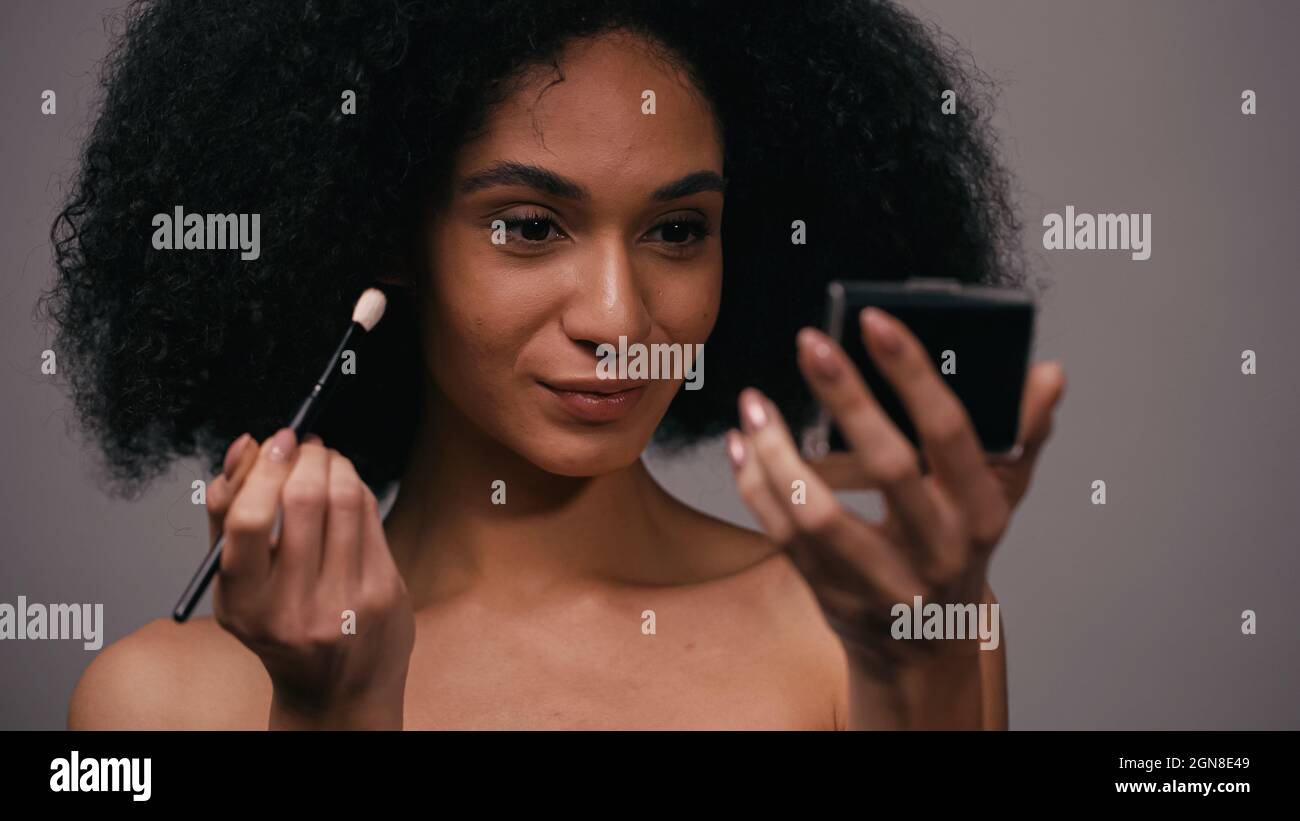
left=559, top=239, right=653, bottom=349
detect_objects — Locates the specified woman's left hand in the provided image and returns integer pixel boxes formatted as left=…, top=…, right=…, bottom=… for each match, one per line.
left=727, top=307, right=1065, bottom=691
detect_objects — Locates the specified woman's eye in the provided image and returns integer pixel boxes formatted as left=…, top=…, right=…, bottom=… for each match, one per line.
left=493, top=213, right=708, bottom=248
left=647, top=217, right=709, bottom=245
left=500, top=214, right=565, bottom=244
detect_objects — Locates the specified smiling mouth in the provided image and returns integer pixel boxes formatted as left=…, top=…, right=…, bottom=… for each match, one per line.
left=539, top=380, right=647, bottom=423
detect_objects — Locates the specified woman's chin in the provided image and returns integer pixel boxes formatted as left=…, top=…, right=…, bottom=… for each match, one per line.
left=516, top=432, right=650, bottom=478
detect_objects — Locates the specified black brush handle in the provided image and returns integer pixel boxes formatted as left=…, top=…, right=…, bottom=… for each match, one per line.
left=289, top=322, right=360, bottom=437
left=172, top=321, right=363, bottom=622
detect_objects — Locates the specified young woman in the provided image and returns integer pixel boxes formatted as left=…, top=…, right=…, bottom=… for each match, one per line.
left=48, top=0, right=1064, bottom=729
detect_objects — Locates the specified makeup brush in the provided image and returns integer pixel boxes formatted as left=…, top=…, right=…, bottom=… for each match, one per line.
left=172, top=287, right=388, bottom=622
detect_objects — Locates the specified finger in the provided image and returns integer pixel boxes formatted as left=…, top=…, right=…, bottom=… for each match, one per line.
left=358, top=481, right=403, bottom=605
left=1018, top=360, right=1067, bottom=460
left=807, top=452, right=880, bottom=489
left=738, top=387, right=909, bottom=561
left=322, top=449, right=367, bottom=584
left=275, top=438, right=331, bottom=587
left=795, top=326, right=945, bottom=550
left=738, top=392, right=920, bottom=602
left=221, top=428, right=299, bottom=583
left=358, top=481, right=392, bottom=574
left=738, top=388, right=868, bottom=543
left=991, top=361, right=1066, bottom=508
left=206, top=433, right=256, bottom=547
left=860, top=307, right=1008, bottom=548
left=726, top=429, right=797, bottom=545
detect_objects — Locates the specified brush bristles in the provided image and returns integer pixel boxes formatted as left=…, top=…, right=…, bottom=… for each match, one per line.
left=351, top=287, right=387, bottom=332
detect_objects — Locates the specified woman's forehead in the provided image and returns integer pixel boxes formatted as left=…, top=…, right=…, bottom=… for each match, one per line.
left=451, top=34, right=723, bottom=191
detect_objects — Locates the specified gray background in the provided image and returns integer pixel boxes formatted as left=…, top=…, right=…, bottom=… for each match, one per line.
left=2, top=0, right=1297, bottom=729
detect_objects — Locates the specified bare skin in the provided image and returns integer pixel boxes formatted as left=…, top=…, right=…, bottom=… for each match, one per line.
left=68, top=29, right=1054, bottom=730
left=69, top=511, right=848, bottom=730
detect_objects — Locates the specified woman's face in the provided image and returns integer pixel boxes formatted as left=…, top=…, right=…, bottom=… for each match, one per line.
left=419, top=31, right=725, bottom=476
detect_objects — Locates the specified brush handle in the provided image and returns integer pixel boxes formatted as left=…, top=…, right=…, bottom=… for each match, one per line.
left=172, top=320, right=364, bottom=622
left=289, top=322, right=361, bottom=437
left=174, top=533, right=223, bottom=621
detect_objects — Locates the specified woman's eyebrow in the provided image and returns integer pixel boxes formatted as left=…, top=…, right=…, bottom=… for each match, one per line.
left=457, top=161, right=726, bottom=201
left=651, top=170, right=727, bottom=201
left=459, top=161, right=586, bottom=198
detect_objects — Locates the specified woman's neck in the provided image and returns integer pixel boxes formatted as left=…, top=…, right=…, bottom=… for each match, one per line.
left=382, top=386, right=679, bottom=609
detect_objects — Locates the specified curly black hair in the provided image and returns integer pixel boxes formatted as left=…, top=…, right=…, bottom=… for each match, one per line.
left=40, top=0, right=1031, bottom=499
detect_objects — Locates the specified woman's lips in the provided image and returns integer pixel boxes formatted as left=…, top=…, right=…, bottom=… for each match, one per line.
left=540, top=380, right=647, bottom=423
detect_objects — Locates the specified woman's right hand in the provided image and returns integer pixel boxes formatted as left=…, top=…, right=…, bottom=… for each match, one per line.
left=205, top=428, right=415, bottom=729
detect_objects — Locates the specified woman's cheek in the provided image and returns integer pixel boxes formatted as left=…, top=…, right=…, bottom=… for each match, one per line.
left=650, top=262, right=722, bottom=343
left=430, top=302, right=521, bottom=395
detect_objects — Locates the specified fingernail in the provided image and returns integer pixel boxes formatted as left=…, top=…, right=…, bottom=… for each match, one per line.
left=725, top=430, right=746, bottom=470
left=304, top=433, right=323, bottom=445
left=740, top=390, right=768, bottom=430
left=223, top=434, right=250, bottom=477
left=267, top=428, right=297, bottom=463
left=798, top=328, right=840, bottom=381
left=862, top=308, right=901, bottom=355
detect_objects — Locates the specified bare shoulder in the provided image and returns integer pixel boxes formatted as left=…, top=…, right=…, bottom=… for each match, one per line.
left=669, top=506, right=851, bottom=728
left=691, top=512, right=847, bottom=650
left=68, top=615, right=269, bottom=730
